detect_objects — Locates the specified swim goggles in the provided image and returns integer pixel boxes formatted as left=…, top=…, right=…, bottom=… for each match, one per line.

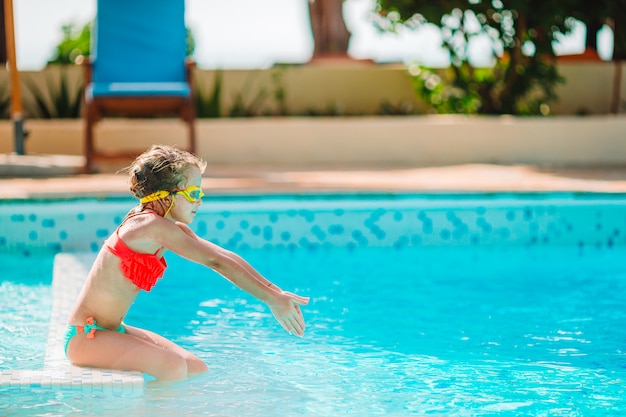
left=140, top=185, right=205, bottom=204
left=176, top=185, right=205, bottom=203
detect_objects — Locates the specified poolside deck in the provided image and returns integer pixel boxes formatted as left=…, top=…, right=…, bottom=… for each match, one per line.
left=3, top=159, right=626, bottom=198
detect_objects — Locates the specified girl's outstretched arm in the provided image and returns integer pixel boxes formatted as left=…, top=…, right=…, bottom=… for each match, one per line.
left=170, top=221, right=310, bottom=336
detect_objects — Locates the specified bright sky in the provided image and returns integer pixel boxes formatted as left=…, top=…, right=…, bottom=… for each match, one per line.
left=13, top=0, right=613, bottom=71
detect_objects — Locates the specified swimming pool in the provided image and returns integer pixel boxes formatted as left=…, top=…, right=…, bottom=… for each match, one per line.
left=1, top=193, right=626, bottom=416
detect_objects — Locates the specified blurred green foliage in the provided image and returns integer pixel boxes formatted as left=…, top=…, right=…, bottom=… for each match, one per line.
left=23, top=67, right=83, bottom=118
left=374, top=0, right=621, bottom=115
left=228, top=72, right=271, bottom=118
left=194, top=70, right=223, bottom=118
left=48, top=22, right=196, bottom=65
left=49, top=23, right=91, bottom=65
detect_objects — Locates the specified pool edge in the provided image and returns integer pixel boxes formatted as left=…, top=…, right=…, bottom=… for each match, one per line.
left=0, top=253, right=144, bottom=392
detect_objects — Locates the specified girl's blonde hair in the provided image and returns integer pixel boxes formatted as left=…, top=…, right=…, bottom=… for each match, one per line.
left=125, top=145, right=206, bottom=215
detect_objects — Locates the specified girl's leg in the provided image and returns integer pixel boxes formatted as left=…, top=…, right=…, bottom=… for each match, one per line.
left=66, top=327, right=205, bottom=381
left=123, top=325, right=209, bottom=374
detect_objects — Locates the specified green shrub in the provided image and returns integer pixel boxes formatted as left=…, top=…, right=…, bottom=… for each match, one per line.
left=194, top=70, right=222, bottom=118
left=49, top=23, right=91, bottom=65
left=23, top=67, right=83, bottom=119
left=228, top=73, right=270, bottom=118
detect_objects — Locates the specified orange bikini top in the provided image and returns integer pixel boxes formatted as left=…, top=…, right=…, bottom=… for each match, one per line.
left=103, top=212, right=167, bottom=292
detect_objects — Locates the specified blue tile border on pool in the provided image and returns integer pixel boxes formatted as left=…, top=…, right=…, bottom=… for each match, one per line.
left=2, top=193, right=626, bottom=255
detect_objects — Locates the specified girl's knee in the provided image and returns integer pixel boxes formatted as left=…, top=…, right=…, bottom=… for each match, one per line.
left=156, top=353, right=189, bottom=381
left=187, top=357, right=208, bottom=374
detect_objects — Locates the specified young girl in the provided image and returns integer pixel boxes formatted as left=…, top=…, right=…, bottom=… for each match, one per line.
left=65, top=145, right=309, bottom=381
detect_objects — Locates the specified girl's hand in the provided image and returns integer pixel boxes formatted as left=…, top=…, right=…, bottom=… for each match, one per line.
left=267, top=291, right=309, bottom=337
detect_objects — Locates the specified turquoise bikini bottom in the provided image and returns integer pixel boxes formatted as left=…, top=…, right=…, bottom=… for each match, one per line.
left=64, top=317, right=126, bottom=357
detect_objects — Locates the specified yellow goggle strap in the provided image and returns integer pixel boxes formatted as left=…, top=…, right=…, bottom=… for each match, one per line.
left=163, top=197, right=175, bottom=218
left=139, top=190, right=170, bottom=204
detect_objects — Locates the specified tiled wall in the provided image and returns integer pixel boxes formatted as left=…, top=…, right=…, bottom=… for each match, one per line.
left=1, top=194, right=626, bottom=254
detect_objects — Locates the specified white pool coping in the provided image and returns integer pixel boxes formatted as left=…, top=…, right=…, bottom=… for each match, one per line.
left=0, top=253, right=144, bottom=392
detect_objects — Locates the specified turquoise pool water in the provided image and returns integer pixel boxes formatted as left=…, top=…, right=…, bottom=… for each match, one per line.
left=1, top=194, right=626, bottom=416
left=0, top=254, right=52, bottom=371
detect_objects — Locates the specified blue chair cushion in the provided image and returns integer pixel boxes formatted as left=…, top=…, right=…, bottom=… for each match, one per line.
left=90, top=82, right=190, bottom=98
left=92, top=0, right=187, bottom=86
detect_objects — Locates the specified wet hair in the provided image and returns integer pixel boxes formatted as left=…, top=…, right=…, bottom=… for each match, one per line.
left=125, top=145, right=206, bottom=216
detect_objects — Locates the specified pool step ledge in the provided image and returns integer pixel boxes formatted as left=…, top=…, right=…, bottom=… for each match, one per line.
left=1, top=253, right=144, bottom=391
